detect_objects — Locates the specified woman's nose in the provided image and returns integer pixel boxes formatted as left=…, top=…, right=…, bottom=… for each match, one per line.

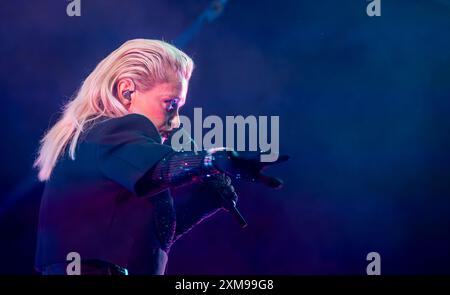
left=169, top=114, right=180, bottom=129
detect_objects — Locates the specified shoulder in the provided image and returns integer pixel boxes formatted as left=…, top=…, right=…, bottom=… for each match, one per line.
left=84, top=113, right=162, bottom=144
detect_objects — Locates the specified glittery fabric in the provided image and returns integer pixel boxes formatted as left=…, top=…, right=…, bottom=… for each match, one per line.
left=149, top=191, right=176, bottom=252
left=148, top=174, right=239, bottom=251
left=172, top=174, right=238, bottom=243
left=146, top=152, right=237, bottom=251
left=150, top=151, right=219, bottom=188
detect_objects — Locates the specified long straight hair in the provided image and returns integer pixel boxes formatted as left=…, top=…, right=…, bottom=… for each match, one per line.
left=34, top=39, right=194, bottom=181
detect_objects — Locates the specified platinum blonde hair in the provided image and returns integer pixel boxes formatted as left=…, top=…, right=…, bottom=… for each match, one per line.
left=34, top=39, right=194, bottom=181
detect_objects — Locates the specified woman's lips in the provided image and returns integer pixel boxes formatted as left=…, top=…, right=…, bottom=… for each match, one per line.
left=159, top=129, right=172, bottom=138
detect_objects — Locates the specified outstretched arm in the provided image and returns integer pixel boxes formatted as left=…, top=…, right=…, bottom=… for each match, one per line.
left=135, top=149, right=288, bottom=197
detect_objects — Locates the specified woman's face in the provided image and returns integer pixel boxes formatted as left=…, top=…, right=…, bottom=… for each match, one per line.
left=128, top=78, right=188, bottom=140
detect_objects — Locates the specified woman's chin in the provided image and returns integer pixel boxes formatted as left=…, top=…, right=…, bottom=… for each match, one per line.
left=159, top=130, right=170, bottom=142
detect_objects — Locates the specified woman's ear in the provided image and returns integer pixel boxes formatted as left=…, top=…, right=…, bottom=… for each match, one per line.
left=116, top=78, right=135, bottom=105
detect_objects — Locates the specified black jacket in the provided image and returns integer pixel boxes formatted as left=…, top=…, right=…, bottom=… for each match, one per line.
left=35, top=113, right=222, bottom=274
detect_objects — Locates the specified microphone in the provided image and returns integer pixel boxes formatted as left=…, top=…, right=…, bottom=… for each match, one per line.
left=206, top=171, right=248, bottom=229
left=221, top=193, right=248, bottom=228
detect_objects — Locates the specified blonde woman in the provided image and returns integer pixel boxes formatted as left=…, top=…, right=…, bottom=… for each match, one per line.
left=34, top=39, right=287, bottom=275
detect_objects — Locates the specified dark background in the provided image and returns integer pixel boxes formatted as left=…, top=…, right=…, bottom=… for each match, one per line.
left=0, top=0, right=449, bottom=274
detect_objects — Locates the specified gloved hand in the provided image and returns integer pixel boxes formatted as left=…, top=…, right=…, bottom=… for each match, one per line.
left=203, top=173, right=238, bottom=212
left=205, top=149, right=289, bottom=189
left=202, top=173, right=247, bottom=227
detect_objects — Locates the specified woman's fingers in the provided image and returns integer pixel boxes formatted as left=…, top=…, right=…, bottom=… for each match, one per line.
left=256, top=173, right=284, bottom=189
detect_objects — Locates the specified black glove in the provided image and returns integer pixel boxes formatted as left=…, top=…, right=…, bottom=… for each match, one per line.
left=203, top=173, right=238, bottom=212
left=206, top=149, right=289, bottom=189
left=203, top=173, right=247, bottom=227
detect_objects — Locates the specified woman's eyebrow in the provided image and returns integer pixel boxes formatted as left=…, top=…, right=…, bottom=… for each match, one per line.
left=161, top=94, right=185, bottom=104
left=160, top=92, right=180, bottom=98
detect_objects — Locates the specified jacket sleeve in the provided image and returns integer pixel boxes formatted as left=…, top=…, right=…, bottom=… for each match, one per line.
left=91, top=114, right=174, bottom=196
